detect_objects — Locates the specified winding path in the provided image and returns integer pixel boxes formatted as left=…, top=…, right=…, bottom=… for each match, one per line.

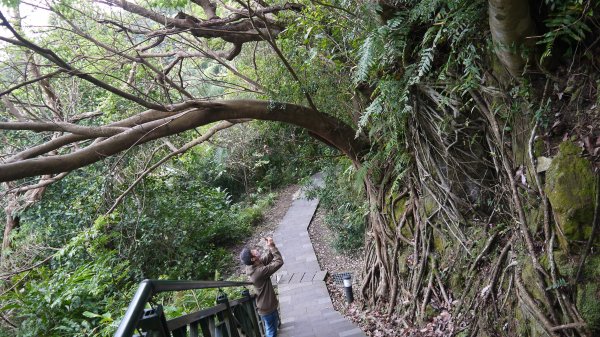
left=272, top=174, right=366, bottom=337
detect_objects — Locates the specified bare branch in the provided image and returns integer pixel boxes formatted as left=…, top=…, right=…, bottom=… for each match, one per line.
left=52, top=10, right=194, bottom=99
left=97, top=19, right=149, bottom=34
left=0, top=253, right=54, bottom=280
left=4, top=172, right=68, bottom=195
left=0, top=69, right=64, bottom=98
left=0, top=11, right=166, bottom=110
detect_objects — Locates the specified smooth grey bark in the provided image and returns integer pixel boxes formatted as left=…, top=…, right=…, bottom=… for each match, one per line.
left=0, top=100, right=369, bottom=182
left=488, top=0, right=536, bottom=77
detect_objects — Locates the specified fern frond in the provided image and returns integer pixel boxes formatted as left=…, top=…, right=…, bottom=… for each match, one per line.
left=354, top=34, right=377, bottom=83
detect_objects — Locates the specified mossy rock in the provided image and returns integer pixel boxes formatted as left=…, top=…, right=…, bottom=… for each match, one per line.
left=389, top=196, right=408, bottom=232
left=397, top=248, right=412, bottom=275
left=544, top=141, right=596, bottom=246
left=533, top=138, right=545, bottom=158
left=515, top=303, right=547, bottom=337
left=400, top=224, right=414, bottom=242
left=577, top=283, right=600, bottom=333
left=432, top=230, right=447, bottom=252
left=521, top=260, right=545, bottom=303
left=539, top=250, right=575, bottom=278
left=419, top=194, right=437, bottom=219
left=393, top=196, right=408, bottom=221
left=525, top=204, right=542, bottom=234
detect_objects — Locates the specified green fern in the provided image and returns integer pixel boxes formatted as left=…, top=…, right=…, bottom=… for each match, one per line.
left=354, top=34, right=378, bottom=83
left=357, top=95, right=382, bottom=135
left=538, top=0, right=594, bottom=62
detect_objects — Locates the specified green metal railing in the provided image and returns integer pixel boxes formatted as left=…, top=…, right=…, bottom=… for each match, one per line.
left=114, top=279, right=264, bottom=337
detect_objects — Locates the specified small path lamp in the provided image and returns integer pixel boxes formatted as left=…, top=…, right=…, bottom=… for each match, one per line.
left=343, top=274, right=354, bottom=304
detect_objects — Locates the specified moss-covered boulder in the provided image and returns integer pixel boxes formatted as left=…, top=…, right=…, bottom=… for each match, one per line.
left=577, top=283, right=600, bottom=334
left=397, top=248, right=412, bottom=275
left=515, top=303, right=546, bottom=337
left=544, top=141, right=596, bottom=246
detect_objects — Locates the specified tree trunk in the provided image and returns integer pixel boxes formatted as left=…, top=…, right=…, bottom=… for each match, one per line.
left=488, top=0, right=536, bottom=77
left=2, top=183, right=20, bottom=254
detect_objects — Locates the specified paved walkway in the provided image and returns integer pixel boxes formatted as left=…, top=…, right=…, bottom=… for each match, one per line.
left=272, top=174, right=366, bottom=337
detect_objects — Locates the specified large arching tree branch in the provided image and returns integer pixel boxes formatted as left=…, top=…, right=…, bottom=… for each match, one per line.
left=0, top=121, right=127, bottom=136
left=0, top=100, right=369, bottom=182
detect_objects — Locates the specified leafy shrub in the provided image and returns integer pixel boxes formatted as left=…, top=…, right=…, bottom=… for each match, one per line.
left=116, top=176, right=250, bottom=280
left=538, top=0, right=596, bottom=62
left=0, top=217, right=133, bottom=337
left=310, top=160, right=367, bottom=252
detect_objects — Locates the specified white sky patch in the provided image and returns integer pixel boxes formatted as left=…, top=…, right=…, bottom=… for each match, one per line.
left=19, top=2, right=51, bottom=27
left=0, top=2, right=50, bottom=40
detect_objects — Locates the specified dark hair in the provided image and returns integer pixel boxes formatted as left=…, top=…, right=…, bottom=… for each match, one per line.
left=240, top=248, right=253, bottom=265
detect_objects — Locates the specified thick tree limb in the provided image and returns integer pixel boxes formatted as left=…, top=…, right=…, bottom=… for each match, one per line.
left=99, top=0, right=300, bottom=47
left=192, top=0, right=219, bottom=20
left=0, top=121, right=127, bottom=137
left=0, top=100, right=369, bottom=182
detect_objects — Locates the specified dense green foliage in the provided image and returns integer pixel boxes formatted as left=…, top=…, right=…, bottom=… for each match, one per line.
left=311, top=160, right=368, bottom=252
left=0, top=216, right=133, bottom=337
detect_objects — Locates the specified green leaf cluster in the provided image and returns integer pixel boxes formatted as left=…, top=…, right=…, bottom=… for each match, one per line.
left=309, top=159, right=368, bottom=252
left=538, top=0, right=597, bottom=62
left=0, top=216, right=133, bottom=337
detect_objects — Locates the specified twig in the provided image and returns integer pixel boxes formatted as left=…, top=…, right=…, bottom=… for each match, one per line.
left=238, top=0, right=319, bottom=111
left=0, top=311, right=16, bottom=328
left=309, top=0, right=357, bottom=18
left=0, top=69, right=64, bottom=97
left=0, top=254, right=54, bottom=279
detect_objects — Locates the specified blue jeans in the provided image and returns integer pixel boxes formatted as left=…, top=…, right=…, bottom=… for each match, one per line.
left=261, top=309, right=278, bottom=337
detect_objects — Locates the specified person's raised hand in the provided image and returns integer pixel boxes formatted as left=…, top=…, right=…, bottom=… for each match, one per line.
left=264, top=237, right=275, bottom=248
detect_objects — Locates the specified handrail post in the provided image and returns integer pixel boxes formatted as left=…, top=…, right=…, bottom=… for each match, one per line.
left=216, top=291, right=240, bottom=337
left=241, top=289, right=263, bottom=337
left=242, top=290, right=265, bottom=337
left=114, top=280, right=154, bottom=337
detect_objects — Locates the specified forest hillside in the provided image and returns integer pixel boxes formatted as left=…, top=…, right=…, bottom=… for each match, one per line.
left=0, top=1, right=599, bottom=336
